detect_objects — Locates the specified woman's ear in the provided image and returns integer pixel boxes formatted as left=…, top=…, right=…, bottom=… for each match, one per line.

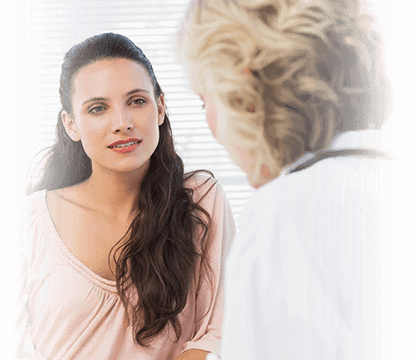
left=61, top=110, right=81, bottom=141
left=157, top=94, right=165, bottom=126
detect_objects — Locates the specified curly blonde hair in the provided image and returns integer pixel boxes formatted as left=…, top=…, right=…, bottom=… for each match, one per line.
left=177, top=0, right=390, bottom=182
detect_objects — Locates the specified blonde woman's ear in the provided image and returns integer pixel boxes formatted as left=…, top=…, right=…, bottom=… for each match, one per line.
left=61, top=110, right=81, bottom=141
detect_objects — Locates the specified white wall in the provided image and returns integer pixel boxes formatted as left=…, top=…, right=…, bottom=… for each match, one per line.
left=387, top=0, right=416, bottom=360
left=0, top=0, right=17, bottom=359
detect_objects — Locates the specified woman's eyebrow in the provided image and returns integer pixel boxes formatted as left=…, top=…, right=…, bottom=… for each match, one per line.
left=81, top=89, right=150, bottom=106
left=82, top=96, right=108, bottom=106
left=126, top=88, right=150, bottom=96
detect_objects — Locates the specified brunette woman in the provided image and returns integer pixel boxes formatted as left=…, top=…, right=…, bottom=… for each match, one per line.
left=18, top=33, right=234, bottom=360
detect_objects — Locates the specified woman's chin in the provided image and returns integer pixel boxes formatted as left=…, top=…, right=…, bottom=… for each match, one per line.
left=247, top=171, right=279, bottom=190
left=248, top=178, right=261, bottom=189
left=246, top=173, right=266, bottom=189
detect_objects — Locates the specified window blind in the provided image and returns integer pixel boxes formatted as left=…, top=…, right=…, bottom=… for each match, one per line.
left=27, top=0, right=253, bottom=222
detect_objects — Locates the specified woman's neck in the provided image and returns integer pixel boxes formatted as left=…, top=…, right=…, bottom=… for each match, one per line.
left=76, top=164, right=147, bottom=221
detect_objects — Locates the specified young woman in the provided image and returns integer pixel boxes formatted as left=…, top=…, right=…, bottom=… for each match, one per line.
left=178, top=0, right=392, bottom=359
left=18, top=33, right=234, bottom=360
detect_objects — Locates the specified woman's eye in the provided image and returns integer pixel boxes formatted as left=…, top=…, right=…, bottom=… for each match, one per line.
left=131, top=98, right=146, bottom=105
left=88, top=105, right=106, bottom=114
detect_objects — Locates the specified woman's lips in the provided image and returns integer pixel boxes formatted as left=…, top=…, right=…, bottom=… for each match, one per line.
left=108, top=139, right=141, bottom=153
left=109, top=138, right=140, bottom=147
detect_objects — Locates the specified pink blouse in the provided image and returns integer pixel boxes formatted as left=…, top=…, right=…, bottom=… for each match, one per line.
left=17, top=176, right=235, bottom=360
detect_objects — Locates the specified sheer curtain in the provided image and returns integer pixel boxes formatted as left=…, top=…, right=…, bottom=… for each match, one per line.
left=26, top=0, right=253, bottom=221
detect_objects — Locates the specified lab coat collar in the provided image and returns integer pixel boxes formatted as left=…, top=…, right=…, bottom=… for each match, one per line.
left=283, top=130, right=384, bottom=175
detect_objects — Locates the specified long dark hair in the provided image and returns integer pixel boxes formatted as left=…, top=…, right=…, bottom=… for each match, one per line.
left=27, top=33, right=214, bottom=346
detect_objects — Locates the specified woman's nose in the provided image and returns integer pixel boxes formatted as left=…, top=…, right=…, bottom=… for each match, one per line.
left=112, top=107, right=134, bottom=133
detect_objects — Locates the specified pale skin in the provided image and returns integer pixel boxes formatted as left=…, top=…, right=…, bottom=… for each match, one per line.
left=48, top=58, right=209, bottom=360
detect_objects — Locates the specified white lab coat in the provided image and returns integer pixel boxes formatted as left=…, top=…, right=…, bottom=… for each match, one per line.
left=220, top=130, right=392, bottom=359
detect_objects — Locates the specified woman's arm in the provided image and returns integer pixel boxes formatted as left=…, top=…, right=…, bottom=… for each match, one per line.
left=16, top=210, right=47, bottom=360
left=180, top=177, right=235, bottom=357
left=174, top=349, right=210, bottom=360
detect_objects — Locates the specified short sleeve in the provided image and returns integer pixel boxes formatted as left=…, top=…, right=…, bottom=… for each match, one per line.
left=181, top=177, right=235, bottom=355
left=16, top=193, right=47, bottom=360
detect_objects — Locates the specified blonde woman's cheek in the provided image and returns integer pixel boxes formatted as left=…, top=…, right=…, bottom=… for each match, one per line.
left=206, top=108, right=218, bottom=139
left=201, top=94, right=218, bottom=139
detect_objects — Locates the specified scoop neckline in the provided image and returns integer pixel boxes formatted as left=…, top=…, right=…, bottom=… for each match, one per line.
left=38, top=189, right=118, bottom=293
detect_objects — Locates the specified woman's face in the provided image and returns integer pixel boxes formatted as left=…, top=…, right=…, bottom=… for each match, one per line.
left=200, top=92, right=271, bottom=189
left=62, top=58, right=164, bottom=176
left=199, top=93, right=218, bottom=139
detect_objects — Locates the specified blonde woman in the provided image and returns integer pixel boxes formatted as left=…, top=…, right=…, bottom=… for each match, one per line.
left=177, top=0, right=392, bottom=358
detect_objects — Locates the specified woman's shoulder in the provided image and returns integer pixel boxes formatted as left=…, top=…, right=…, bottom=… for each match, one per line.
left=184, top=171, right=220, bottom=197
left=241, top=150, right=387, bottom=222
left=184, top=171, right=233, bottom=216
left=238, top=170, right=308, bottom=224
left=19, top=190, right=49, bottom=259
left=21, top=189, right=47, bottom=213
